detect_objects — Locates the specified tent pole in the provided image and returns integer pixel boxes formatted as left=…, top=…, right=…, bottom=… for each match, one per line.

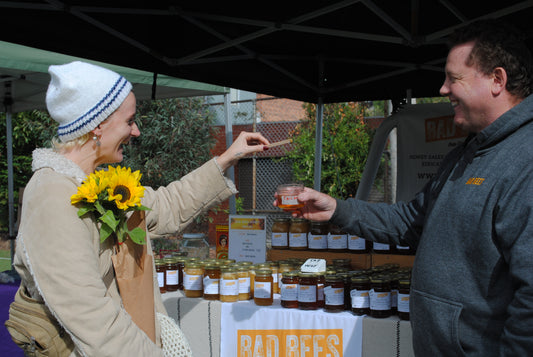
left=4, top=82, right=15, bottom=270
left=313, top=97, right=324, bottom=191
left=224, top=92, right=236, bottom=214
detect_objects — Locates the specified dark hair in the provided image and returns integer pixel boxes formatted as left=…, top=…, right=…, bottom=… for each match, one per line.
left=448, top=19, right=533, bottom=98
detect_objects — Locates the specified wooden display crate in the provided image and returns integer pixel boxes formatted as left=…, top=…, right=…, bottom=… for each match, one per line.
left=266, top=249, right=415, bottom=270
left=267, top=249, right=371, bottom=270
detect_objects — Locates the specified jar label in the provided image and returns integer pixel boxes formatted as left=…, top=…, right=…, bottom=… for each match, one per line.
left=238, top=277, right=251, bottom=294
left=220, top=279, right=239, bottom=296
left=183, top=273, right=202, bottom=290
left=308, top=234, right=327, bottom=249
left=298, top=285, right=317, bottom=303
left=369, top=289, right=391, bottom=310
left=272, top=232, right=288, bottom=247
left=166, top=269, right=179, bottom=285
left=254, top=281, right=272, bottom=298
left=396, top=245, right=410, bottom=250
left=289, top=233, right=307, bottom=247
left=373, top=242, right=390, bottom=251
left=281, top=283, right=298, bottom=301
left=203, top=277, right=220, bottom=294
left=328, top=234, right=348, bottom=249
left=281, top=195, right=299, bottom=205
left=348, top=235, right=366, bottom=250
left=397, top=293, right=410, bottom=313
left=350, top=289, right=370, bottom=308
left=157, top=272, right=165, bottom=288
left=324, top=286, right=344, bottom=306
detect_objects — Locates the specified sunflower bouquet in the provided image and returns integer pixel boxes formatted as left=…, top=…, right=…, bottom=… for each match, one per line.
left=71, top=166, right=150, bottom=245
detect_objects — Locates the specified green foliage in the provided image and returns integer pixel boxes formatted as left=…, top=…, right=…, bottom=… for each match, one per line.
left=0, top=110, right=57, bottom=231
left=121, top=97, right=217, bottom=188
left=282, top=102, right=376, bottom=199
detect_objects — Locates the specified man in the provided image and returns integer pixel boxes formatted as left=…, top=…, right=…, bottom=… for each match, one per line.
left=277, top=20, right=533, bottom=356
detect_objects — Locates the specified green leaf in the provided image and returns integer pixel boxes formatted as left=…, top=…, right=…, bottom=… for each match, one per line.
left=77, top=206, right=93, bottom=217
left=99, top=223, right=114, bottom=243
left=128, top=227, right=147, bottom=245
left=99, top=210, right=119, bottom=231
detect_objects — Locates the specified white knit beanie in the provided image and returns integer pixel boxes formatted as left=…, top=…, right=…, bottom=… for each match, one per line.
left=46, top=61, right=133, bottom=142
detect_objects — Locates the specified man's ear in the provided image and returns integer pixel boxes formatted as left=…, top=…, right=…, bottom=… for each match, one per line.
left=491, top=67, right=507, bottom=95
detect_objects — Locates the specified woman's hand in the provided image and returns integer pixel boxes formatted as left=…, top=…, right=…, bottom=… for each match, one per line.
left=217, top=131, right=270, bottom=171
left=274, top=187, right=337, bottom=222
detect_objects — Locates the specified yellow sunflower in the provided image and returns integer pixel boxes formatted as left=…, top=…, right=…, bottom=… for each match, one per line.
left=106, top=166, right=145, bottom=210
left=70, top=171, right=109, bottom=204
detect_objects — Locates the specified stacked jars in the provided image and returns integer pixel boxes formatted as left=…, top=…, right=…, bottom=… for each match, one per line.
left=270, top=218, right=374, bottom=253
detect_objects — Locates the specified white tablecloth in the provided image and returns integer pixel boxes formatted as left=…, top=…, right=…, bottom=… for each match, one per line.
left=162, top=291, right=414, bottom=357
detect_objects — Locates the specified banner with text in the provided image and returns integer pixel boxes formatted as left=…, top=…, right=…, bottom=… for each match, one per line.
left=396, top=103, right=467, bottom=202
left=220, top=300, right=363, bottom=357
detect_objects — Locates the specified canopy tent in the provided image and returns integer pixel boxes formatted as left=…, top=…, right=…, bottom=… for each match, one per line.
left=1, top=1, right=532, bottom=104
left=1, top=1, right=532, bottom=191
left=0, top=40, right=229, bottom=112
left=1, top=39, right=229, bottom=267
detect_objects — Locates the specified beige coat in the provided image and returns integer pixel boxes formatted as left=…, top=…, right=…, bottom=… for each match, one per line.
left=14, top=148, right=236, bottom=356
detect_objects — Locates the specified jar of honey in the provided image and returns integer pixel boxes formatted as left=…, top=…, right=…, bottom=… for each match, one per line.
left=348, top=234, right=370, bottom=253
left=350, top=275, right=370, bottom=315
left=317, top=272, right=325, bottom=308
left=164, top=257, right=179, bottom=292
left=254, top=269, right=274, bottom=306
left=307, top=221, right=328, bottom=251
left=237, top=266, right=251, bottom=300
left=276, top=183, right=304, bottom=211
left=324, top=274, right=345, bottom=312
left=280, top=271, right=299, bottom=308
left=298, top=272, right=318, bottom=310
left=220, top=268, right=239, bottom=302
left=271, top=217, right=290, bottom=249
left=278, top=262, right=293, bottom=292
left=155, top=258, right=166, bottom=294
left=397, top=277, right=411, bottom=321
left=327, top=225, right=348, bottom=252
left=269, top=261, right=280, bottom=294
left=183, top=261, right=204, bottom=298
left=203, top=264, right=220, bottom=300
left=289, top=218, right=308, bottom=250
left=369, top=275, right=392, bottom=318
left=176, top=257, right=187, bottom=290
left=249, top=265, right=257, bottom=298
left=336, top=272, right=352, bottom=310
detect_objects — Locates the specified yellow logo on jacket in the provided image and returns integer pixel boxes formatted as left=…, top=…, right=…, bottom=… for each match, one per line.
left=466, top=177, right=485, bottom=185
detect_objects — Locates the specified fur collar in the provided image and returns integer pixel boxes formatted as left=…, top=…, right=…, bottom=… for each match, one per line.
left=32, top=148, right=87, bottom=184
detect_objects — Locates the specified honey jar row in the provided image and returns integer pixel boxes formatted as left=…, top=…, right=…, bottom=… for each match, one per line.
left=271, top=217, right=415, bottom=254
left=279, top=264, right=411, bottom=319
left=156, top=257, right=411, bottom=319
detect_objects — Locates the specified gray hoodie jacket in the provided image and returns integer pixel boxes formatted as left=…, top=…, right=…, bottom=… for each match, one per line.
left=332, top=95, right=533, bottom=356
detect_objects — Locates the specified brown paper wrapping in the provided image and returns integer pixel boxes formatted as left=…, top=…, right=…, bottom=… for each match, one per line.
left=111, top=210, right=156, bottom=343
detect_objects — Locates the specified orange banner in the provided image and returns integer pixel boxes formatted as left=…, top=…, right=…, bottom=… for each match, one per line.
left=237, top=329, right=343, bottom=357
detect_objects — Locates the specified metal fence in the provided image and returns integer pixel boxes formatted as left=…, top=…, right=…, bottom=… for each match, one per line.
left=205, top=94, right=391, bottom=245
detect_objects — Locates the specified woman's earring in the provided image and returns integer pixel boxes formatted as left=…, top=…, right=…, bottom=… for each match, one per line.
left=93, top=135, right=101, bottom=147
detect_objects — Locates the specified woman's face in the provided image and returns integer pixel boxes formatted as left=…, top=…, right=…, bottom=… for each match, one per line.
left=96, top=92, right=140, bottom=164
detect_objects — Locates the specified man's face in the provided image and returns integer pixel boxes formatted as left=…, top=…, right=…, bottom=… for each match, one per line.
left=440, top=41, right=494, bottom=133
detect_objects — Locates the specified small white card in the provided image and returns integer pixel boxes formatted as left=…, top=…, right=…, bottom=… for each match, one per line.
left=300, top=258, right=326, bottom=273
left=228, top=215, right=266, bottom=264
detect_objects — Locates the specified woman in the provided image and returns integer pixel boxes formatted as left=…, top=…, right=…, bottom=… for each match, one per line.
left=12, top=61, right=269, bottom=356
